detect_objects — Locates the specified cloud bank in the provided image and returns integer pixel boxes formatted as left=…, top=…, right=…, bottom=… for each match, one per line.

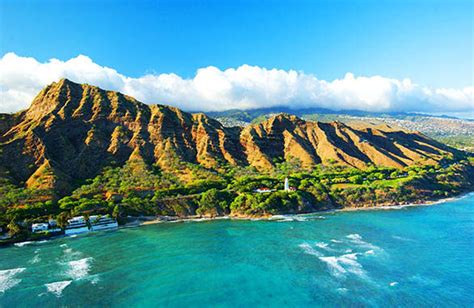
left=0, top=52, right=472, bottom=114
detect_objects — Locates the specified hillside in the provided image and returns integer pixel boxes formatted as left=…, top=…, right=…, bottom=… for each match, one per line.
left=0, top=79, right=463, bottom=196
left=1, top=79, right=473, bottom=241
left=209, top=108, right=474, bottom=152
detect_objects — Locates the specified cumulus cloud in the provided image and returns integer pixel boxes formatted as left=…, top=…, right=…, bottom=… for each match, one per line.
left=0, top=52, right=472, bottom=114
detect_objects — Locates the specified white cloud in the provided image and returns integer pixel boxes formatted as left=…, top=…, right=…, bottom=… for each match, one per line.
left=0, top=52, right=472, bottom=115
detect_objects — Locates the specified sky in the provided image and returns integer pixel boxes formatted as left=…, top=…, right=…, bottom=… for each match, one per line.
left=0, top=0, right=473, bottom=115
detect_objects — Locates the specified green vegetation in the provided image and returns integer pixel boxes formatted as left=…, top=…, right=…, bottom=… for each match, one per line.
left=435, top=135, right=474, bottom=152
left=1, top=157, right=473, bottom=239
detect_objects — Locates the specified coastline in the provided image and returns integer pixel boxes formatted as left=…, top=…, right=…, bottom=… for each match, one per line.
left=3, top=190, right=472, bottom=247
left=336, top=191, right=473, bottom=213
left=122, top=190, right=474, bottom=227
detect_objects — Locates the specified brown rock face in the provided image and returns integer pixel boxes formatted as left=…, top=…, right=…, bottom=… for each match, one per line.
left=0, top=79, right=462, bottom=193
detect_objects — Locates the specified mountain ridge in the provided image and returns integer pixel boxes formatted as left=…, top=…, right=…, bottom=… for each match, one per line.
left=0, top=79, right=464, bottom=195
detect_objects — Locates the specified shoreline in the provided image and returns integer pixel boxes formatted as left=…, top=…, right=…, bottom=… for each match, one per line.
left=122, top=190, right=474, bottom=227
left=336, top=191, right=473, bottom=213
left=3, top=191, right=472, bottom=247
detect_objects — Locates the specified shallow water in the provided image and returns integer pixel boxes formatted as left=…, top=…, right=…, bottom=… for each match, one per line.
left=1, top=193, right=473, bottom=306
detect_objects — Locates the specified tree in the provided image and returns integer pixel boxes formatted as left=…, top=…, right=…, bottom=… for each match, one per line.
left=112, top=205, right=122, bottom=219
left=197, top=188, right=230, bottom=217
left=56, top=212, right=70, bottom=229
left=7, top=219, right=21, bottom=237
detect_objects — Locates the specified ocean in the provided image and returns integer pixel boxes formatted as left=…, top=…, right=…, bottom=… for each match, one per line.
left=1, top=193, right=473, bottom=307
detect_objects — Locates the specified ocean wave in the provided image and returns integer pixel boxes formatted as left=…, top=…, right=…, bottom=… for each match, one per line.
left=315, top=242, right=336, bottom=252
left=319, top=256, right=347, bottom=276
left=337, top=287, right=348, bottom=293
left=0, top=268, right=26, bottom=293
left=278, top=215, right=308, bottom=222
left=330, top=239, right=343, bottom=243
left=14, top=241, right=34, bottom=247
left=63, top=247, right=82, bottom=260
left=346, top=234, right=362, bottom=241
left=315, top=242, right=328, bottom=248
left=319, top=253, right=366, bottom=278
left=67, top=257, right=93, bottom=280
left=45, top=280, right=72, bottom=297
left=29, top=254, right=41, bottom=264
left=392, top=235, right=414, bottom=242
left=90, top=276, right=100, bottom=285
left=14, top=240, right=48, bottom=247
left=299, top=243, right=323, bottom=257
left=389, top=281, right=398, bottom=287
left=346, top=234, right=380, bottom=251
left=339, top=253, right=365, bottom=277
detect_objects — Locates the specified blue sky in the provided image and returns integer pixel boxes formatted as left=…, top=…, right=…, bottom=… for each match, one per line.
left=0, top=0, right=472, bottom=115
left=1, top=0, right=472, bottom=88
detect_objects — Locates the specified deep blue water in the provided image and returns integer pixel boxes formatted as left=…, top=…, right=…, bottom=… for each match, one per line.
left=1, top=193, right=473, bottom=307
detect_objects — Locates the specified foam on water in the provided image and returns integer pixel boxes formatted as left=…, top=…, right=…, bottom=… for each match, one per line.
left=315, top=242, right=328, bottom=249
left=67, top=258, right=93, bottom=280
left=319, top=253, right=366, bottom=278
left=319, top=256, right=347, bottom=276
left=45, top=280, right=72, bottom=297
left=339, top=253, right=365, bottom=277
left=337, top=287, right=348, bottom=293
left=275, top=215, right=308, bottom=222
left=14, top=241, right=34, bottom=247
left=346, top=234, right=362, bottom=241
left=392, top=235, right=414, bottom=242
left=0, top=268, right=26, bottom=293
left=29, top=254, right=41, bottom=264
left=315, top=241, right=337, bottom=252
left=63, top=247, right=82, bottom=260
left=299, top=243, right=323, bottom=257
left=346, top=234, right=381, bottom=251
left=389, top=281, right=398, bottom=287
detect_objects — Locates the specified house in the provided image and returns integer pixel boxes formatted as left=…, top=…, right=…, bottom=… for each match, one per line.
left=255, top=187, right=275, bottom=193
left=32, top=223, right=49, bottom=233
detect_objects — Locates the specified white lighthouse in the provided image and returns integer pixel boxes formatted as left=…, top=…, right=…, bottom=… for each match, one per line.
left=284, top=177, right=290, bottom=192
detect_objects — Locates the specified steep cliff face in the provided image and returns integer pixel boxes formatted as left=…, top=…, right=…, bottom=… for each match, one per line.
left=240, top=114, right=457, bottom=171
left=0, top=79, right=462, bottom=194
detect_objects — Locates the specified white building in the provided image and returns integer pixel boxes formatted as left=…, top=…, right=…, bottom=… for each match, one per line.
left=32, top=223, right=49, bottom=233
left=255, top=187, right=276, bottom=193
left=284, top=177, right=290, bottom=192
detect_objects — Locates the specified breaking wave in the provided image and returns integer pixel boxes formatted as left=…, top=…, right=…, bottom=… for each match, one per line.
left=0, top=268, right=26, bottom=293
left=29, top=254, right=41, bottom=264
left=45, top=280, right=72, bottom=297
left=315, top=242, right=335, bottom=252
left=346, top=234, right=381, bottom=251
left=14, top=241, right=34, bottom=247
left=67, top=258, right=93, bottom=280
left=299, top=243, right=323, bottom=257
left=319, top=253, right=366, bottom=278
left=14, top=240, right=48, bottom=247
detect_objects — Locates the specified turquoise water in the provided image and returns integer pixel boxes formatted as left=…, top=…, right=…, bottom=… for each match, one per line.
left=1, top=193, right=473, bottom=307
